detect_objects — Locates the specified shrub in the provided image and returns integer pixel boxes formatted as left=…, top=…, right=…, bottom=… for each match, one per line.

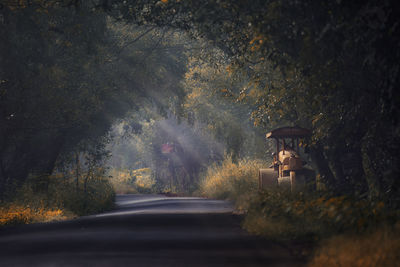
left=199, top=157, right=266, bottom=211
left=0, top=172, right=115, bottom=226
left=243, top=189, right=397, bottom=241
left=198, top=154, right=400, bottom=267
left=60, top=177, right=115, bottom=216
left=0, top=205, right=66, bottom=226
left=309, top=224, right=400, bottom=267
left=109, top=168, right=156, bottom=194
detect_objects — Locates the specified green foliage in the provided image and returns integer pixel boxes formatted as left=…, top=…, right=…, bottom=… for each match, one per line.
left=107, top=34, right=268, bottom=196
left=183, top=54, right=268, bottom=162
left=0, top=3, right=188, bottom=197
left=244, top=190, right=398, bottom=241
left=60, top=177, right=115, bottom=216
left=110, top=116, right=220, bottom=194
left=28, top=174, right=114, bottom=216
left=2, top=0, right=400, bottom=210
left=109, top=168, right=156, bottom=194
left=0, top=172, right=115, bottom=226
left=108, top=0, right=400, bottom=203
left=0, top=4, right=123, bottom=195
left=197, top=151, right=399, bottom=264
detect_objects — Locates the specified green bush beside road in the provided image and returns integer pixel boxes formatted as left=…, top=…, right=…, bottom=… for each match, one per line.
left=0, top=173, right=115, bottom=226
left=199, top=157, right=400, bottom=266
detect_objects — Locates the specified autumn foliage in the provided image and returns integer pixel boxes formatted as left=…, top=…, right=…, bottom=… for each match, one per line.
left=0, top=205, right=66, bottom=226
left=199, top=156, right=399, bottom=265
left=244, top=191, right=394, bottom=240
left=109, top=168, right=155, bottom=194
left=309, top=225, right=400, bottom=267
left=0, top=171, right=114, bottom=226
left=199, top=157, right=264, bottom=211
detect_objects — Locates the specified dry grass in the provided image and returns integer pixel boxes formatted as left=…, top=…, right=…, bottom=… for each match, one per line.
left=309, top=224, right=400, bottom=267
left=109, top=168, right=155, bottom=194
left=243, top=190, right=400, bottom=265
left=0, top=204, right=68, bottom=226
left=199, top=157, right=265, bottom=211
left=109, top=168, right=138, bottom=194
left=0, top=172, right=115, bottom=226
left=198, top=156, right=400, bottom=267
left=243, top=190, right=393, bottom=240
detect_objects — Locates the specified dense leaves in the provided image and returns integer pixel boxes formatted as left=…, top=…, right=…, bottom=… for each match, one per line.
left=1, top=0, right=399, bottom=207
left=108, top=0, right=400, bottom=203
left=0, top=2, right=187, bottom=198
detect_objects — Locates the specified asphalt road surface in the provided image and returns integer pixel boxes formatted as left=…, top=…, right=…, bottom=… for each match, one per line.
left=0, top=194, right=305, bottom=266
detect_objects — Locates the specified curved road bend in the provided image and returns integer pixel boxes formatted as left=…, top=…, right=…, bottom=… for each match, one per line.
left=0, top=194, right=305, bottom=266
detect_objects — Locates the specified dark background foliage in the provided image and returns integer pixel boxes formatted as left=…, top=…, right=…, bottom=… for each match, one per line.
left=0, top=0, right=399, bottom=207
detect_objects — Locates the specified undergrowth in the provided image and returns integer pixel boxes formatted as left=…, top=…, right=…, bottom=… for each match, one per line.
left=309, top=224, right=400, bottom=267
left=109, top=168, right=156, bottom=194
left=200, top=156, right=400, bottom=266
left=0, top=173, right=115, bottom=226
left=0, top=205, right=67, bottom=226
left=198, top=157, right=264, bottom=211
left=243, top=190, right=397, bottom=241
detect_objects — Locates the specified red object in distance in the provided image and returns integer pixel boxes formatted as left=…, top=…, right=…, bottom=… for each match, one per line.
left=161, top=144, right=174, bottom=154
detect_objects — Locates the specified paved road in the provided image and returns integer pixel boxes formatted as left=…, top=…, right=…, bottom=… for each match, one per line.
left=0, top=194, right=305, bottom=266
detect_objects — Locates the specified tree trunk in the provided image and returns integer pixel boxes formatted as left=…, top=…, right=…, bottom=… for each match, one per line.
left=350, top=146, right=369, bottom=195
left=330, top=147, right=353, bottom=194
left=0, top=160, right=6, bottom=201
left=84, top=161, right=92, bottom=194
left=76, top=152, right=80, bottom=192
left=309, top=143, right=337, bottom=192
left=43, top=135, right=66, bottom=175
left=361, top=137, right=383, bottom=199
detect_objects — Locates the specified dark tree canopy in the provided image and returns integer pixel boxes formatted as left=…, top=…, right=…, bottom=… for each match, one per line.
left=1, top=0, right=399, bottom=205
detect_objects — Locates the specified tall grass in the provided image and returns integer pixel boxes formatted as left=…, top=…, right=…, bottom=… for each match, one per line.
left=243, top=190, right=396, bottom=240
left=0, top=205, right=66, bottom=226
left=0, top=173, right=115, bottom=226
left=109, top=168, right=156, bottom=194
left=199, top=157, right=265, bottom=211
left=309, top=224, right=400, bottom=267
left=199, top=156, right=399, bottom=265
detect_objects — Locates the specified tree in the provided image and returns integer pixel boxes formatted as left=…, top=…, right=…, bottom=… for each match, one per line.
left=0, top=2, right=187, bottom=197
left=107, top=0, right=400, bottom=201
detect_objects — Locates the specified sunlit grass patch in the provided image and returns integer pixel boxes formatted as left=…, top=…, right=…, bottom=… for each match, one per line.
left=309, top=224, right=400, bottom=267
left=0, top=204, right=68, bottom=226
left=195, top=154, right=400, bottom=267
left=0, top=172, right=115, bottom=226
left=199, top=156, right=266, bottom=211
left=109, top=168, right=156, bottom=194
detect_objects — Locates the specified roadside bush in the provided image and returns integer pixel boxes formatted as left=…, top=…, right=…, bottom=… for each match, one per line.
left=61, top=178, right=115, bottom=216
left=243, top=189, right=397, bottom=241
left=109, top=168, right=156, bottom=194
left=309, top=224, right=400, bottom=267
left=197, top=155, right=400, bottom=266
left=199, top=157, right=265, bottom=211
left=0, top=205, right=66, bottom=226
left=242, top=189, right=400, bottom=265
left=0, top=173, right=115, bottom=226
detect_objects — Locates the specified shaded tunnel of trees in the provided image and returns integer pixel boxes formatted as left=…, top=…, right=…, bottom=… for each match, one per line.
left=0, top=0, right=399, bottom=206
